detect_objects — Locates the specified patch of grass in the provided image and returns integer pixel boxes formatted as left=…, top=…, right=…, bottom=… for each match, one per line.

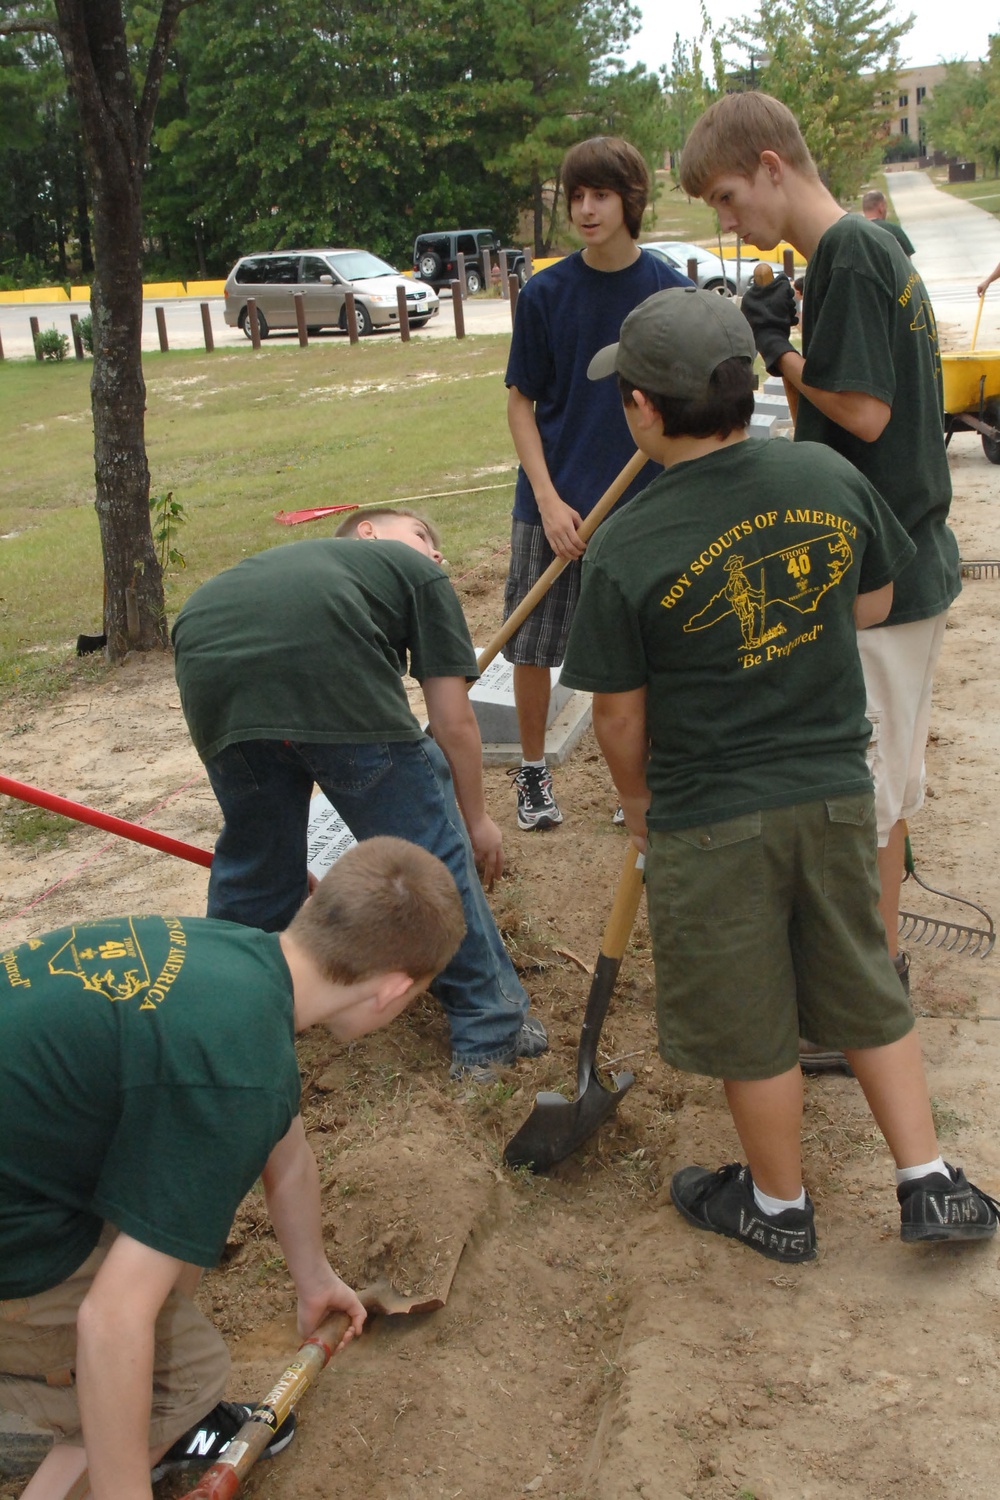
left=928, top=170, right=1000, bottom=220
left=0, top=799, right=73, bottom=850
left=0, top=336, right=517, bottom=688
left=647, top=171, right=723, bottom=243
left=930, top=1096, right=969, bottom=1138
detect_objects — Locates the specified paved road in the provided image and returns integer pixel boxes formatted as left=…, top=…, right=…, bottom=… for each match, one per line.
left=0, top=290, right=515, bottom=361
left=889, top=168, right=1000, bottom=348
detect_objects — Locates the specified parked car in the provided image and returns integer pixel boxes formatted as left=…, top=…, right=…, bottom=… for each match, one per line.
left=641, top=240, right=782, bottom=296
left=412, top=229, right=528, bottom=293
left=223, top=249, right=439, bottom=338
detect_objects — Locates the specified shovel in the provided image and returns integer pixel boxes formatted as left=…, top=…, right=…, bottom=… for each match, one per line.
left=503, top=843, right=645, bottom=1171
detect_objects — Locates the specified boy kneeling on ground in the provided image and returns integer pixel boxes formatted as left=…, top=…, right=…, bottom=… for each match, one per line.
left=0, top=837, right=465, bottom=1500
left=559, top=287, right=997, bottom=1262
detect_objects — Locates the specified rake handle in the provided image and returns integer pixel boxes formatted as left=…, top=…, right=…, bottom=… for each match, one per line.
left=475, top=449, right=647, bottom=674
left=0, top=774, right=214, bottom=868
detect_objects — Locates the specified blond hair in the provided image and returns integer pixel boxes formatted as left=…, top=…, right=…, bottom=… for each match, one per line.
left=287, top=836, right=465, bottom=983
left=333, top=506, right=441, bottom=551
left=679, top=93, right=818, bottom=199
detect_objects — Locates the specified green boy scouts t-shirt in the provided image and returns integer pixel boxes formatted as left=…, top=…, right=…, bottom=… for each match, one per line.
left=560, top=439, right=915, bottom=830
left=795, top=214, right=958, bottom=626
left=172, top=538, right=479, bottom=760
left=0, top=917, right=301, bottom=1297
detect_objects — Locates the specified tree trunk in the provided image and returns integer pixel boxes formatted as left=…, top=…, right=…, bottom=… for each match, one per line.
left=52, top=0, right=183, bottom=660
left=74, top=142, right=93, bottom=275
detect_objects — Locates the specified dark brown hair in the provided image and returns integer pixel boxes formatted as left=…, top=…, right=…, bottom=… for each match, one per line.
left=562, top=137, right=650, bottom=239
left=287, top=836, right=465, bottom=983
left=619, top=357, right=755, bottom=439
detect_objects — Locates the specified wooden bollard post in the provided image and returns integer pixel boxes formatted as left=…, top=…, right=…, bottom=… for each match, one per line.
left=294, top=291, right=308, bottom=347
left=69, top=313, right=85, bottom=360
left=481, top=249, right=492, bottom=294
left=30, top=315, right=42, bottom=361
left=450, top=280, right=465, bottom=339
left=155, top=306, right=169, bottom=352
left=247, top=298, right=261, bottom=349
left=396, top=285, right=411, bottom=342
left=199, top=302, right=215, bottom=352
left=498, top=250, right=509, bottom=299
left=509, top=275, right=520, bottom=323
left=344, top=291, right=360, bottom=344
left=456, top=251, right=468, bottom=299
left=783, top=248, right=795, bottom=278
left=687, top=257, right=698, bottom=284
left=0, top=326, right=5, bottom=361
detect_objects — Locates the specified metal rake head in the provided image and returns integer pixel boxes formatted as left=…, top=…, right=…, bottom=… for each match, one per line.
left=897, top=909, right=995, bottom=958
left=959, top=559, right=1000, bottom=580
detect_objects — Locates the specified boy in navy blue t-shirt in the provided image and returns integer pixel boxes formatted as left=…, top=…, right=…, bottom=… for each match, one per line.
left=502, top=135, right=689, bottom=832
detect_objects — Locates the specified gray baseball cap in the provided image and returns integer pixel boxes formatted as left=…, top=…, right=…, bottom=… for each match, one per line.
left=587, top=286, right=756, bottom=397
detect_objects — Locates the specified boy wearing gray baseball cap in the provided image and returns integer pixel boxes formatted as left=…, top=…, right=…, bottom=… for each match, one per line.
left=559, top=287, right=998, bottom=1262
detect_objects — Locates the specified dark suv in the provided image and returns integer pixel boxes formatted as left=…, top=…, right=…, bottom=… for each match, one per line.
left=412, top=229, right=527, bottom=293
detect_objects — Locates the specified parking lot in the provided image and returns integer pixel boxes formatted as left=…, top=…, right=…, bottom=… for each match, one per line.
left=0, top=289, right=516, bottom=360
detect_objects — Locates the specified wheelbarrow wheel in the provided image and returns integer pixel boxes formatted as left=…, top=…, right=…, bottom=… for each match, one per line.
left=982, top=401, right=1000, bottom=465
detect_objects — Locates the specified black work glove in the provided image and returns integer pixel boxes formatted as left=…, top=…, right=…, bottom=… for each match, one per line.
left=740, top=273, right=798, bottom=376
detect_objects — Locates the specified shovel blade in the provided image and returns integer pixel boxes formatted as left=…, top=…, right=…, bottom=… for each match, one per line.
left=503, top=1071, right=635, bottom=1172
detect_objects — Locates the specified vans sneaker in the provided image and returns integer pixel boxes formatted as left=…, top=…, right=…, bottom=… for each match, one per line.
left=508, top=765, right=562, bottom=831
left=671, top=1162, right=817, bottom=1263
left=898, top=1163, right=999, bottom=1243
left=151, top=1400, right=295, bottom=1481
left=612, top=804, right=626, bottom=826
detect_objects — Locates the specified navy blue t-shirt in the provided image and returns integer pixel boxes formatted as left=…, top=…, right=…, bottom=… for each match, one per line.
left=505, top=250, right=690, bottom=525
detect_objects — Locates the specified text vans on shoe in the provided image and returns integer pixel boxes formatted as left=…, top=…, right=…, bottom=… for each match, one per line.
left=223, top=249, right=439, bottom=338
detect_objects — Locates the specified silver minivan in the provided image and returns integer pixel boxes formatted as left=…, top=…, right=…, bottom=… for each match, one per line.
left=223, top=249, right=440, bottom=338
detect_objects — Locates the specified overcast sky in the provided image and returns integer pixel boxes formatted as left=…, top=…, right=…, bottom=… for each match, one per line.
left=622, top=2, right=996, bottom=74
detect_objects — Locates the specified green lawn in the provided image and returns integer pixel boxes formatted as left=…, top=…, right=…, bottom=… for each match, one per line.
left=928, top=170, right=1000, bottom=220
left=0, top=335, right=519, bottom=695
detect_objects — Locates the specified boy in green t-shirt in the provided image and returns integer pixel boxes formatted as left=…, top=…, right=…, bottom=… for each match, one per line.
left=0, top=837, right=464, bottom=1500
left=677, top=91, right=959, bottom=1017
left=560, top=287, right=997, bottom=1264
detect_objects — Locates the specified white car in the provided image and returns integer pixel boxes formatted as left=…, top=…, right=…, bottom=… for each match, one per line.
left=642, top=240, right=783, bottom=296
left=223, top=249, right=439, bottom=338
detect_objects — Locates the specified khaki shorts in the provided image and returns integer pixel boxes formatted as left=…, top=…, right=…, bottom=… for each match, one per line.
left=857, top=612, right=948, bottom=844
left=0, top=1226, right=230, bottom=1445
left=646, top=795, right=914, bottom=1081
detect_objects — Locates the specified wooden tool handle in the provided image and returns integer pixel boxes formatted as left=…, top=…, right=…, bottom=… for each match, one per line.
left=475, top=449, right=647, bottom=674
left=176, top=1313, right=350, bottom=1500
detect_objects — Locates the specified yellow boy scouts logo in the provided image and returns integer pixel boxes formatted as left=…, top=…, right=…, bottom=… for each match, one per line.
left=48, top=920, right=151, bottom=1002
left=684, top=532, right=852, bottom=651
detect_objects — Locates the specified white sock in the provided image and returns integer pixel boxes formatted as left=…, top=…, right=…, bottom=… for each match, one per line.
left=753, top=1184, right=806, bottom=1216
left=895, top=1156, right=948, bottom=1186
left=521, top=757, right=546, bottom=769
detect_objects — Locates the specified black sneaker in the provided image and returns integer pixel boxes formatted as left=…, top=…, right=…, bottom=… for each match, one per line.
left=151, top=1400, right=296, bottom=1481
left=799, top=1039, right=853, bottom=1076
left=508, top=764, right=563, bottom=831
left=898, top=1163, right=999, bottom=1243
left=671, top=1162, right=817, bottom=1263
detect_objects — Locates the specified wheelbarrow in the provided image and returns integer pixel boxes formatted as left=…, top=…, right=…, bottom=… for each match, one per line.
left=941, top=292, right=1000, bottom=464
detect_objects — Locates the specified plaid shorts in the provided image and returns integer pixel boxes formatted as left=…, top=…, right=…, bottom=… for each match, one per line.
left=501, top=520, right=581, bottom=668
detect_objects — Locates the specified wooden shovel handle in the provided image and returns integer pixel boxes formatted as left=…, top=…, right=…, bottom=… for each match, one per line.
left=751, top=261, right=799, bottom=426
left=176, top=1313, right=349, bottom=1500
left=475, top=449, right=647, bottom=674
left=601, top=844, right=646, bottom=962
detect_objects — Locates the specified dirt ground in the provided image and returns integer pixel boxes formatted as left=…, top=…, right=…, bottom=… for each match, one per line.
left=2, top=438, right=999, bottom=1500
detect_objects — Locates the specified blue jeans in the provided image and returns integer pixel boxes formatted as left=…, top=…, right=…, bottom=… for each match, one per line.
left=203, top=736, right=529, bottom=1065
